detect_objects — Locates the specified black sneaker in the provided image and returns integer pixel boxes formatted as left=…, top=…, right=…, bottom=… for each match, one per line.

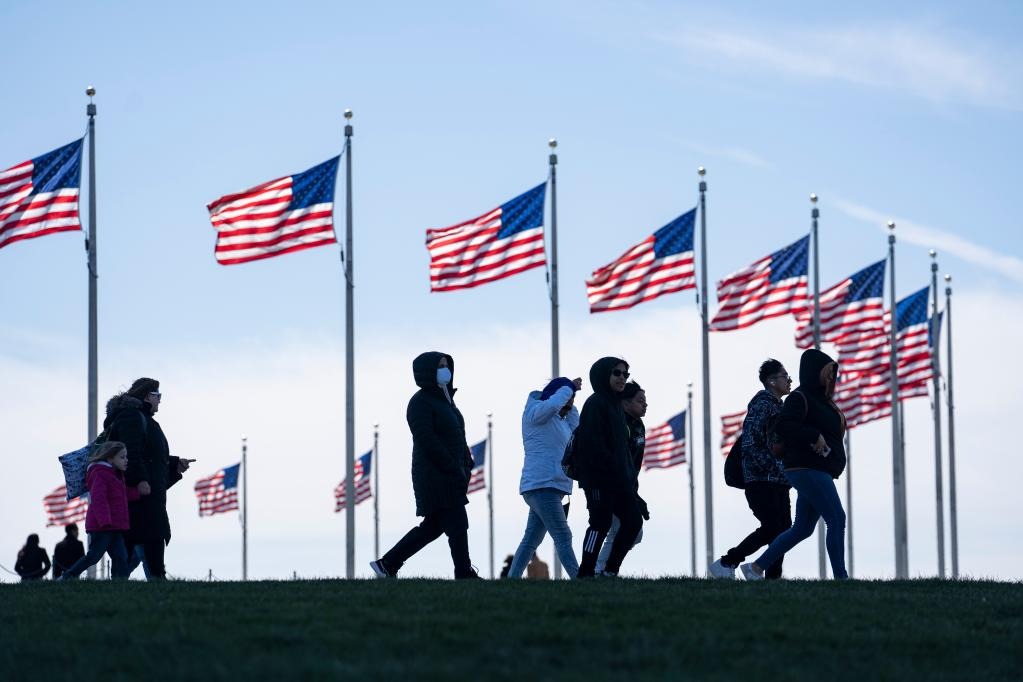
left=456, top=566, right=483, bottom=580
left=369, top=559, right=395, bottom=578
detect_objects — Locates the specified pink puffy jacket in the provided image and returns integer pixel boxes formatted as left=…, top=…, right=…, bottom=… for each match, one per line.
left=84, top=463, right=140, bottom=532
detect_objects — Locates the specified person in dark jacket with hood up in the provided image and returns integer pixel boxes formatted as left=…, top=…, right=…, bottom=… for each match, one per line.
left=741, top=349, right=848, bottom=580
left=371, top=352, right=480, bottom=579
left=574, top=356, right=643, bottom=577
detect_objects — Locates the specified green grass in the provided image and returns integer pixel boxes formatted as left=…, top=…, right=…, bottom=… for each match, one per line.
left=3, top=579, right=1021, bottom=681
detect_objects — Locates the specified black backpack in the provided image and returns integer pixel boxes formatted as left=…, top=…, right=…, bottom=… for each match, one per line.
left=724, top=436, right=745, bottom=489
left=561, top=430, right=579, bottom=480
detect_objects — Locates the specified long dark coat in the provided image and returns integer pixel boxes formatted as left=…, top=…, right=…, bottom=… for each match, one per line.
left=777, top=348, right=848, bottom=479
left=406, top=352, right=473, bottom=517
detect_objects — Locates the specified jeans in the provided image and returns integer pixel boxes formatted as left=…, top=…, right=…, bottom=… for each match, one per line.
left=382, top=506, right=473, bottom=578
left=508, top=488, right=578, bottom=578
left=62, top=531, right=129, bottom=579
left=577, top=486, right=643, bottom=577
left=755, top=469, right=847, bottom=579
left=126, top=545, right=151, bottom=580
left=595, top=517, right=644, bottom=574
left=722, top=482, right=792, bottom=579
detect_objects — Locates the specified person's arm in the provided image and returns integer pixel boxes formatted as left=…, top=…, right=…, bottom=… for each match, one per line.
left=566, top=406, right=580, bottom=431
left=118, top=412, right=152, bottom=486
left=407, top=397, right=460, bottom=474
left=523, top=386, right=575, bottom=426
left=126, top=484, right=142, bottom=502
left=15, top=552, right=26, bottom=576
left=775, top=392, right=819, bottom=450
left=40, top=550, right=51, bottom=577
left=741, top=399, right=775, bottom=472
left=166, top=456, right=183, bottom=489
left=90, top=472, right=115, bottom=530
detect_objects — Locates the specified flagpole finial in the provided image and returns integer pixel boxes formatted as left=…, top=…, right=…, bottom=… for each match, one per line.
left=697, top=166, right=706, bottom=176
left=548, top=138, right=557, bottom=149
left=929, top=249, right=937, bottom=259
left=810, top=193, right=818, bottom=203
left=887, top=220, right=896, bottom=231
left=944, top=274, right=952, bottom=283
left=85, top=85, right=96, bottom=99
left=344, top=108, right=353, bottom=120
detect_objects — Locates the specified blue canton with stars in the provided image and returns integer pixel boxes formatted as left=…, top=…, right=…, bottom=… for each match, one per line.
left=768, top=235, right=809, bottom=283
left=31, top=139, right=83, bottom=195
left=845, top=260, right=886, bottom=302
left=497, top=183, right=546, bottom=239
left=359, top=451, right=373, bottom=477
left=221, top=463, right=241, bottom=490
left=652, top=208, right=696, bottom=258
left=666, top=411, right=686, bottom=440
left=469, top=440, right=486, bottom=468
left=895, top=286, right=929, bottom=332
left=289, top=156, right=340, bottom=211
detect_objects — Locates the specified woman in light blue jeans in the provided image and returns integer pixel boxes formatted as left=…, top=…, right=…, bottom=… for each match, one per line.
left=508, top=377, right=581, bottom=578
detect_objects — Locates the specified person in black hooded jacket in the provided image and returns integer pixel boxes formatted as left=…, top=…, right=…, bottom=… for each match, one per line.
left=574, top=356, right=643, bottom=577
left=370, top=352, right=479, bottom=579
left=741, top=349, right=849, bottom=580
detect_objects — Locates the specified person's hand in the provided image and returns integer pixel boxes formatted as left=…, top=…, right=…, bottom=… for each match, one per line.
left=177, top=458, right=196, bottom=473
left=813, top=435, right=828, bottom=454
left=572, top=378, right=583, bottom=391
left=138, top=481, right=152, bottom=496
left=637, top=496, right=651, bottom=521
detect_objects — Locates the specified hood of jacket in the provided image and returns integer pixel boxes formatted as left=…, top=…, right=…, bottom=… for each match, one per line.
left=588, top=356, right=628, bottom=398
left=798, top=348, right=837, bottom=397
left=412, top=351, right=456, bottom=393
left=105, top=394, right=144, bottom=416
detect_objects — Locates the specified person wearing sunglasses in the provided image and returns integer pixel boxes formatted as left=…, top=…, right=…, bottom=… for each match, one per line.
left=741, top=349, right=849, bottom=581
left=573, top=357, right=643, bottom=577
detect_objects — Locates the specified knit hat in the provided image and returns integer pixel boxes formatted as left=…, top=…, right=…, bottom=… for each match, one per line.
left=540, top=377, right=576, bottom=401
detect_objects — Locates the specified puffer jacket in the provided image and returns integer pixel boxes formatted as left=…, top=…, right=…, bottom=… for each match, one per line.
left=84, top=462, right=141, bottom=532
left=519, top=386, right=578, bottom=495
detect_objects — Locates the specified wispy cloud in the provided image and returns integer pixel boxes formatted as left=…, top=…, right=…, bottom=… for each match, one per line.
left=670, top=138, right=772, bottom=169
left=834, top=198, right=1023, bottom=284
left=655, top=24, right=1023, bottom=110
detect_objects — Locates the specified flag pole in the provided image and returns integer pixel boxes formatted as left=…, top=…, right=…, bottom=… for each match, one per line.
left=548, top=138, right=563, bottom=580
left=888, top=221, right=908, bottom=579
left=697, top=166, right=713, bottom=574
left=944, top=274, right=959, bottom=579
left=487, top=412, right=495, bottom=579
left=373, top=423, right=380, bottom=561
left=687, top=381, right=696, bottom=578
left=810, top=193, right=827, bottom=579
left=929, top=250, right=946, bottom=578
left=85, top=86, right=99, bottom=582
left=342, top=108, right=356, bottom=579
left=845, top=431, right=853, bottom=577
left=242, top=437, right=248, bottom=581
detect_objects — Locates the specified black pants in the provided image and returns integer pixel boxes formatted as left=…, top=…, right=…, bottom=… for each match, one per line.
left=577, top=486, right=643, bottom=577
left=382, top=506, right=472, bottom=578
left=128, top=538, right=166, bottom=580
left=722, top=482, right=792, bottom=579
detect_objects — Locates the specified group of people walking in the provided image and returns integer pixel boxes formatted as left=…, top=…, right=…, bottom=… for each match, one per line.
left=373, top=347, right=849, bottom=580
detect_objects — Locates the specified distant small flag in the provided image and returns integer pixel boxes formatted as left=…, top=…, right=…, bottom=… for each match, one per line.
left=207, top=156, right=339, bottom=265
left=468, top=440, right=487, bottom=494
left=194, top=464, right=241, bottom=517
left=721, top=411, right=746, bottom=457
left=586, top=208, right=697, bottom=313
left=335, top=451, right=373, bottom=511
left=1, top=140, right=83, bottom=250
left=794, top=259, right=886, bottom=349
left=643, top=411, right=687, bottom=470
left=426, top=183, right=546, bottom=292
left=44, top=485, right=88, bottom=527
left=711, top=235, right=810, bottom=331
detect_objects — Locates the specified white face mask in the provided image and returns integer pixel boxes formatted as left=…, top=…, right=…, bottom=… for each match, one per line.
left=437, top=367, right=452, bottom=386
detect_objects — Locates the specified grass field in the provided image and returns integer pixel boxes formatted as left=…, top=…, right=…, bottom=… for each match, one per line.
left=3, top=578, right=1021, bottom=681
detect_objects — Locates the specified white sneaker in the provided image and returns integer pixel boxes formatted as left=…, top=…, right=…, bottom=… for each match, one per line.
left=708, top=559, right=736, bottom=579
left=740, top=563, right=764, bottom=581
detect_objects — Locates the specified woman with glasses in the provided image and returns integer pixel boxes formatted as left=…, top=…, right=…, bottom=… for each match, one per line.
left=573, top=357, right=643, bottom=577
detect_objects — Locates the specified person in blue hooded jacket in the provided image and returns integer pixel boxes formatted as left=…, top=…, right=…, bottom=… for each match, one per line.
left=506, top=376, right=582, bottom=578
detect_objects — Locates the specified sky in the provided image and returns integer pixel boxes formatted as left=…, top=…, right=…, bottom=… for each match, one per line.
left=2, top=0, right=1021, bottom=582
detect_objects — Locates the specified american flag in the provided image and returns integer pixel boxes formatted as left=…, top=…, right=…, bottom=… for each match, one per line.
left=426, top=183, right=546, bottom=292
left=794, top=259, right=886, bottom=349
left=194, top=464, right=241, bottom=517
left=586, top=208, right=697, bottom=313
left=44, top=485, right=88, bottom=527
left=1, top=140, right=83, bottom=250
left=711, top=235, right=810, bottom=331
left=721, top=410, right=746, bottom=457
left=467, top=440, right=487, bottom=494
left=207, top=156, right=339, bottom=265
left=643, top=411, right=687, bottom=470
left=335, top=451, right=373, bottom=512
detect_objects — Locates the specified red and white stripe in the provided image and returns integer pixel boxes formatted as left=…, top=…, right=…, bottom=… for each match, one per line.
left=334, top=461, right=372, bottom=512
left=426, top=207, right=546, bottom=292
left=720, top=410, right=746, bottom=457
left=710, top=256, right=808, bottom=331
left=44, top=485, right=88, bottom=527
left=208, top=176, right=336, bottom=265
left=586, top=238, right=695, bottom=313
left=467, top=465, right=486, bottom=494
left=643, top=420, right=687, bottom=470
left=794, top=282, right=885, bottom=349
left=194, top=471, right=239, bottom=517
left=1, top=160, right=80, bottom=250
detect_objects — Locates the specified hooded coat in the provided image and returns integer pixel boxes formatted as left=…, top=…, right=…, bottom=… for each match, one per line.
left=83, top=462, right=141, bottom=533
left=572, top=357, right=635, bottom=491
left=776, top=348, right=847, bottom=478
left=103, top=395, right=182, bottom=545
left=406, top=352, right=473, bottom=517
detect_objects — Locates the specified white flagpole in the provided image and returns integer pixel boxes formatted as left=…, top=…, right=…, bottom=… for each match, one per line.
left=888, top=221, right=909, bottom=578
left=373, top=423, right=380, bottom=561
left=548, top=138, right=563, bottom=580
left=487, top=413, right=495, bottom=579
left=929, top=250, right=946, bottom=578
left=242, top=437, right=248, bottom=581
left=687, top=382, right=696, bottom=577
left=697, top=167, right=714, bottom=574
left=85, top=86, right=99, bottom=582
left=944, top=274, right=959, bottom=578
left=810, top=193, right=827, bottom=579
left=342, top=109, right=356, bottom=579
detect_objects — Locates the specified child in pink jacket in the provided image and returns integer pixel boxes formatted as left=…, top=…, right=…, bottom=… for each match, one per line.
left=59, top=441, right=142, bottom=580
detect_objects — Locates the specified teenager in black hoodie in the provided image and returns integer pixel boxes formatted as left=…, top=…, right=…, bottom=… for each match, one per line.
left=741, top=349, right=849, bottom=580
left=574, top=357, right=643, bottom=577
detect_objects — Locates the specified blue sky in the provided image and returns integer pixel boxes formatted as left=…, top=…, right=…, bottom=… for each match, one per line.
left=2, top=1, right=1020, bottom=580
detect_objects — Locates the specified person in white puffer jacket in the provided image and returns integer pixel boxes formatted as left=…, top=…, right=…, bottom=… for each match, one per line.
left=506, top=376, right=582, bottom=578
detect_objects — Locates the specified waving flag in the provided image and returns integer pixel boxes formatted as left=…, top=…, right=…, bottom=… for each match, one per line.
left=44, top=485, right=88, bottom=527
left=720, top=411, right=746, bottom=457
left=711, top=235, right=810, bottom=331
left=195, top=464, right=241, bottom=517
left=335, top=451, right=373, bottom=511
left=426, top=183, right=546, bottom=292
left=207, top=156, right=339, bottom=265
left=587, top=208, right=696, bottom=313
left=1, top=140, right=83, bottom=250
left=794, top=259, right=886, bottom=349
left=468, top=440, right=487, bottom=494
left=643, top=411, right=687, bottom=470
